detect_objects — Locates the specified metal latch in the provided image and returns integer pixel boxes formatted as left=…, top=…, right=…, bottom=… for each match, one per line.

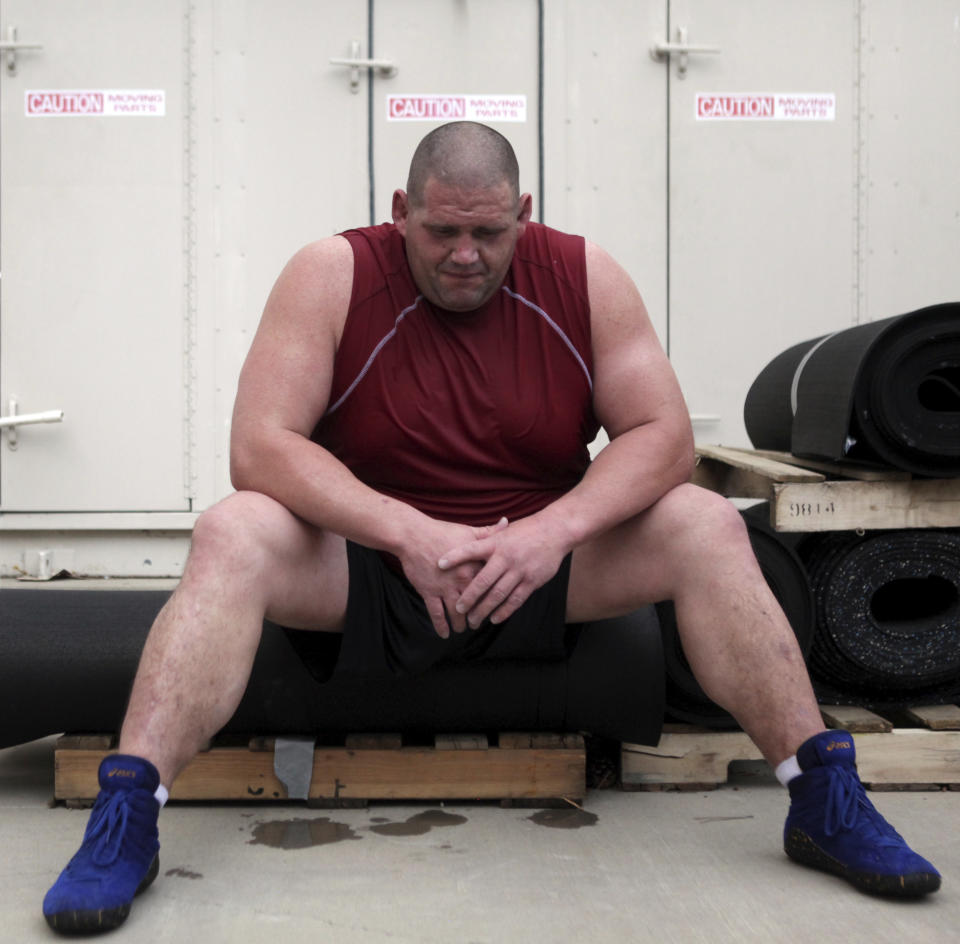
left=651, top=26, right=720, bottom=78
left=1, top=25, right=43, bottom=76
left=1, top=399, right=64, bottom=450
left=330, top=40, right=397, bottom=94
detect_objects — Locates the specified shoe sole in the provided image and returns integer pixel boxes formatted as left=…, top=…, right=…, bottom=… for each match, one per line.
left=785, top=828, right=941, bottom=898
left=44, top=853, right=159, bottom=935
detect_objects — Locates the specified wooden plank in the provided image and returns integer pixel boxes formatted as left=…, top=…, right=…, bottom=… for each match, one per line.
left=904, top=705, right=960, bottom=731
left=435, top=734, right=488, bottom=751
left=56, top=749, right=287, bottom=802
left=345, top=733, right=403, bottom=749
left=749, top=449, right=911, bottom=482
left=692, top=445, right=823, bottom=500
left=820, top=705, right=893, bottom=733
left=621, top=731, right=763, bottom=786
left=856, top=730, right=960, bottom=785
left=499, top=733, right=585, bottom=750
left=771, top=478, right=960, bottom=531
left=696, top=445, right=825, bottom=482
left=307, top=747, right=582, bottom=799
left=55, top=744, right=585, bottom=802
left=622, top=727, right=960, bottom=788
left=56, top=734, right=116, bottom=750
left=691, top=457, right=774, bottom=500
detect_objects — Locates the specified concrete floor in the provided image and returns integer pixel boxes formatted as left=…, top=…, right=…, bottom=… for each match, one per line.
left=3, top=736, right=958, bottom=944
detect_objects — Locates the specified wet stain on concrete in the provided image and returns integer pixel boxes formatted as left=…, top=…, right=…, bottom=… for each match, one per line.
left=248, top=817, right=363, bottom=850
left=369, top=809, right=467, bottom=837
left=165, top=867, right=203, bottom=880
left=528, top=808, right=598, bottom=829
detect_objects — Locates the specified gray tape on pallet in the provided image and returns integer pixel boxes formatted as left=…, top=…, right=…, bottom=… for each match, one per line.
left=274, top=736, right=316, bottom=800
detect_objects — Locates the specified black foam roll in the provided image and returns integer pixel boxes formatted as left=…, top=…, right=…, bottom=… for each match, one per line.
left=0, top=590, right=664, bottom=749
left=744, top=303, right=960, bottom=476
left=658, top=504, right=815, bottom=728
left=798, top=528, right=960, bottom=704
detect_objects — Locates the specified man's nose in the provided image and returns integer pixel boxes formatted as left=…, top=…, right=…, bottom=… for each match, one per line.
left=449, top=239, right=479, bottom=266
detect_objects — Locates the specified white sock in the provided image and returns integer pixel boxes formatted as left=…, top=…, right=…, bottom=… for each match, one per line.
left=775, top=755, right=802, bottom=786
left=154, top=784, right=169, bottom=808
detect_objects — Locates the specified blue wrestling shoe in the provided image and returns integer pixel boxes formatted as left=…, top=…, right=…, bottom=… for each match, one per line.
left=784, top=730, right=940, bottom=897
left=43, top=754, right=161, bottom=934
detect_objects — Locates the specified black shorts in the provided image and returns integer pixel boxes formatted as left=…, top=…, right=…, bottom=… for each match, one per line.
left=286, top=541, right=576, bottom=682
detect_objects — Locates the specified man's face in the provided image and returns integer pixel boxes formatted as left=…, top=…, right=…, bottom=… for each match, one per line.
left=393, top=177, right=533, bottom=312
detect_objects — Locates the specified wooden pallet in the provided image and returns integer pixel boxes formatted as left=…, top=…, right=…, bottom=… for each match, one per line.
left=622, top=705, right=960, bottom=790
left=692, top=444, right=960, bottom=532
left=54, top=731, right=585, bottom=806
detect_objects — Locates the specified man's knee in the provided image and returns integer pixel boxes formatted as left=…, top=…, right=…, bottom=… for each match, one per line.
left=651, top=483, right=750, bottom=551
left=188, top=491, right=292, bottom=571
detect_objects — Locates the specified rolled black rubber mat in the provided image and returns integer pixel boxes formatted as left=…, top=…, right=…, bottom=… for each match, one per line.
left=744, top=302, right=960, bottom=476
left=798, top=528, right=960, bottom=706
left=657, top=504, right=815, bottom=728
left=0, top=589, right=664, bottom=749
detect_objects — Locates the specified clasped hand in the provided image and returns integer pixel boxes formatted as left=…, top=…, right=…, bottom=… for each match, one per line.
left=398, top=514, right=570, bottom=639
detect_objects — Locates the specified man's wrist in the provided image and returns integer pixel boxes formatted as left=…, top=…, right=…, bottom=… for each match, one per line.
left=532, top=500, right=583, bottom=556
left=379, top=501, right=433, bottom=559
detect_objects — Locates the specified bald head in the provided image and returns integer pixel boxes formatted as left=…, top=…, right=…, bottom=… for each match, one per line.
left=406, top=122, right=520, bottom=207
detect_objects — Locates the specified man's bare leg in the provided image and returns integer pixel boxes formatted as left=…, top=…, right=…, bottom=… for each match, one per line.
left=119, top=490, right=349, bottom=787
left=567, top=483, right=824, bottom=766
left=44, top=490, right=349, bottom=932
left=567, top=482, right=941, bottom=897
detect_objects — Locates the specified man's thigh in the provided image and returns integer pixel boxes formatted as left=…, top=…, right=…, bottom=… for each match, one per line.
left=264, top=523, right=349, bottom=632
left=566, top=512, right=672, bottom=624
left=565, top=483, right=749, bottom=623
left=193, top=490, right=349, bottom=632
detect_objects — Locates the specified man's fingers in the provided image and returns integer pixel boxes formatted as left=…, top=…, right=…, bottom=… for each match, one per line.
left=437, top=518, right=507, bottom=570
left=443, top=600, right=469, bottom=634
left=426, top=598, right=450, bottom=639
left=438, top=538, right=492, bottom=571
left=469, top=516, right=508, bottom=540
left=487, top=584, right=530, bottom=624
left=454, top=559, right=502, bottom=616
left=461, top=570, right=529, bottom=628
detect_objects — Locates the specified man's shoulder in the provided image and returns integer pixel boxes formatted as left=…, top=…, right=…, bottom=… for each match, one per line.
left=516, top=221, right=583, bottom=251
left=339, top=222, right=402, bottom=254
left=511, top=222, right=588, bottom=297
left=279, top=235, right=355, bottom=301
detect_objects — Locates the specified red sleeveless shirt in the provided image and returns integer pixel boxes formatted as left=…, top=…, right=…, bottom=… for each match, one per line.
left=313, top=222, right=599, bottom=527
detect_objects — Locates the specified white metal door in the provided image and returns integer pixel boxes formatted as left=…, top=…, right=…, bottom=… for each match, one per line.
left=665, top=0, right=857, bottom=448
left=203, top=0, right=370, bottom=504
left=856, top=0, right=960, bottom=316
left=370, top=0, right=542, bottom=223
left=0, top=0, right=189, bottom=511
left=542, top=0, right=669, bottom=348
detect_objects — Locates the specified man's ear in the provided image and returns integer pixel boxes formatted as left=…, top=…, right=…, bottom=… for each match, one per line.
left=392, top=189, right=410, bottom=235
left=516, top=192, right=534, bottom=235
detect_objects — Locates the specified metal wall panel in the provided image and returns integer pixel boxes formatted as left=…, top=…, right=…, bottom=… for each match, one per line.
left=2, top=0, right=958, bottom=575
left=859, top=0, right=960, bottom=319
left=1, top=0, right=189, bottom=511
left=667, top=0, right=858, bottom=449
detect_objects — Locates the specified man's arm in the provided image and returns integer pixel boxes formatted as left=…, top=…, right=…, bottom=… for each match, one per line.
left=439, top=239, right=695, bottom=625
left=229, top=236, right=499, bottom=637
